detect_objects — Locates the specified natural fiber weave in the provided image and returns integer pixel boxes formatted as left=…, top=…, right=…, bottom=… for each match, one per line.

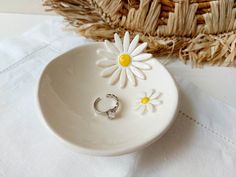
left=44, top=0, right=236, bottom=66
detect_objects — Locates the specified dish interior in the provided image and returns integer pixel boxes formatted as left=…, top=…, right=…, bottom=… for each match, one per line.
left=38, top=43, right=178, bottom=154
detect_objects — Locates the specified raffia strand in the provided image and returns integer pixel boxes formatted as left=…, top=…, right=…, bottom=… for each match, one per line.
left=43, top=0, right=236, bottom=66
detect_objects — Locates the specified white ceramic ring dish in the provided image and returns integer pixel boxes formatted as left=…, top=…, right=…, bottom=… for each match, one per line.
left=37, top=43, right=179, bottom=156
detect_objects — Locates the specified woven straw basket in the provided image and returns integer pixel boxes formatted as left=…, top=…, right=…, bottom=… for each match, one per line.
left=44, top=0, right=236, bottom=66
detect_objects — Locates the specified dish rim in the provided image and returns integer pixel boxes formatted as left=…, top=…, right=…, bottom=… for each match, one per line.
left=36, top=42, right=179, bottom=156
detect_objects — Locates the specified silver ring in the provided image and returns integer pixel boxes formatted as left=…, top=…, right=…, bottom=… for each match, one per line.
left=93, top=94, right=119, bottom=119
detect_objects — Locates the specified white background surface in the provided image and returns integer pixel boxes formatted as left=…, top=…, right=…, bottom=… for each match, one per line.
left=0, top=0, right=47, bottom=14
left=0, top=0, right=53, bottom=40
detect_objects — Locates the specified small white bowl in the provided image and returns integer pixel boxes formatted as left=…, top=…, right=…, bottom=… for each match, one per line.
left=37, top=43, right=179, bottom=156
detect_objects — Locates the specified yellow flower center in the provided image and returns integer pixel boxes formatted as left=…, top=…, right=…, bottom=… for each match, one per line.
left=141, top=97, right=150, bottom=104
left=118, top=54, right=131, bottom=67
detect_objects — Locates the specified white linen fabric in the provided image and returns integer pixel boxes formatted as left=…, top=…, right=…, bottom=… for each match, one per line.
left=0, top=19, right=236, bottom=177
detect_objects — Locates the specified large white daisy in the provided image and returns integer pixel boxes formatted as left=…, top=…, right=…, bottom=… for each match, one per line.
left=135, top=89, right=162, bottom=115
left=96, top=31, right=153, bottom=88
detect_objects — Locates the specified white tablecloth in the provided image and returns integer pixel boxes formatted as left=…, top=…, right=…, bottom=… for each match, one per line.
left=0, top=19, right=236, bottom=177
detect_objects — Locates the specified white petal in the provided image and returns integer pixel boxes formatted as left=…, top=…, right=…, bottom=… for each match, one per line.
left=119, top=69, right=127, bottom=88
left=150, top=92, right=161, bottom=99
left=128, top=34, right=139, bottom=54
left=114, top=33, right=123, bottom=53
left=146, top=89, right=155, bottom=97
left=130, top=66, right=146, bottom=80
left=123, top=31, right=130, bottom=53
left=137, top=92, right=146, bottom=99
left=150, top=99, right=162, bottom=106
left=97, top=49, right=115, bottom=59
left=137, top=105, right=146, bottom=114
left=96, top=59, right=116, bottom=67
left=126, top=68, right=136, bottom=86
left=133, top=53, right=152, bottom=61
left=132, top=62, right=152, bottom=70
left=135, top=99, right=141, bottom=104
left=131, top=43, right=148, bottom=57
left=147, top=103, right=154, bottom=113
left=101, top=65, right=118, bottom=77
left=134, top=104, right=142, bottom=110
left=105, top=40, right=119, bottom=54
left=109, top=68, right=121, bottom=85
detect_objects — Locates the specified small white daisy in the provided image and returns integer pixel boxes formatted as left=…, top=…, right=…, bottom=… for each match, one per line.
left=135, top=89, right=162, bottom=115
left=96, top=31, right=153, bottom=88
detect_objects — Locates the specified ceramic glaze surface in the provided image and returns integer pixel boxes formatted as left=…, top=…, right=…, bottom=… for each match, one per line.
left=37, top=43, right=179, bottom=156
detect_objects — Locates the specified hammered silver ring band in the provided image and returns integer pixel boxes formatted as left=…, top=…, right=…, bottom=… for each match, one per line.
left=93, top=94, right=119, bottom=119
